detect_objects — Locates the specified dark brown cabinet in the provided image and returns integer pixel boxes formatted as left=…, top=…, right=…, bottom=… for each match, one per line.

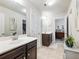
left=27, top=47, right=36, bottom=59
left=0, top=45, right=25, bottom=59
left=42, top=33, right=52, bottom=46
left=0, top=40, right=37, bottom=59
left=15, top=54, right=25, bottom=59
left=26, top=40, right=37, bottom=59
left=55, top=32, right=64, bottom=39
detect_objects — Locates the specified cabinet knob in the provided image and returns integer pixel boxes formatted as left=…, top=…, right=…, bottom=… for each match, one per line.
left=28, top=53, right=30, bottom=56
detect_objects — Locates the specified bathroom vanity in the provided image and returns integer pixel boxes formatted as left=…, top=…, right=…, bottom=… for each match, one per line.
left=55, top=32, right=64, bottom=39
left=64, top=44, right=79, bottom=59
left=0, top=37, right=37, bottom=59
left=42, top=33, right=52, bottom=46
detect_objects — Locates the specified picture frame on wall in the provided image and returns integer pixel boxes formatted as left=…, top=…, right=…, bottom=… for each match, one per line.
left=9, top=17, right=17, bottom=31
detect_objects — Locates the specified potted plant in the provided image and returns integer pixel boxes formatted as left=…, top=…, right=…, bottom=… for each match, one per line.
left=65, top=36, right=75, bottom=48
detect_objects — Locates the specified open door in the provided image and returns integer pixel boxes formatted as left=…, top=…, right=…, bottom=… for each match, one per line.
left=67, top=16, right=69, bottom=37
left=22, top=20, right=26, bottom=34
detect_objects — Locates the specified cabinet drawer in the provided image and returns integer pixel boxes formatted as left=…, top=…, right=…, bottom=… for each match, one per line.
left=15, top=54, right=25, bottom=59
left=42, top=33, right=52, bottom=46
left=27, top=40, right=37, bottom=50
left=0, top=45, right=25, bottom=59
left=14, top=45, right=25, bottom=57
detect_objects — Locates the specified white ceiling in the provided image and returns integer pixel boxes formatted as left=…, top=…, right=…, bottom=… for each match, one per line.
left=0, top=0, right=26, bottom=15
left=29, top=0, right=71, bottom=16
left=0, top=0, right=71, bottom=16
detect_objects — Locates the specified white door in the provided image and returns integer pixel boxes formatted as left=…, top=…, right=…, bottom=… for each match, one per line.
left=30, top=8, right=42, bottom=48
left=0, top=13, right=5, bottom=36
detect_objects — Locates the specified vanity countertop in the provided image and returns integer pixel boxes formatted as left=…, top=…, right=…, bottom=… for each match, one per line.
left=0, top=36, right=37, bottom=55
left=64, top=44, right=79, bottom=53
left=42, top=32, right=52, bottom=34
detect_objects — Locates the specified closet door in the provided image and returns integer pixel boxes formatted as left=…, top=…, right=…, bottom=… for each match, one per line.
left=0, top=13, right=5, bottom=36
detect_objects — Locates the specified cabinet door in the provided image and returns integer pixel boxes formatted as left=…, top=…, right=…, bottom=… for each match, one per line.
left=0, top=45, right=25, bottom=59
left=27, top=47, right=37, bottom=59
left=15, top=54, right=25, bottom=59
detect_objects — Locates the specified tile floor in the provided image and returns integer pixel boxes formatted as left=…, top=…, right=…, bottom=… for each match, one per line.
left=37, top=42, right=64, bottom=59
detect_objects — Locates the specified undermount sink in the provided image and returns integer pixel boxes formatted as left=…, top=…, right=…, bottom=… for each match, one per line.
left=0, top=39, right=23, bottom=46
left=0, top=36, right=18, bottom=45
left=0, top=35, right=28, bottom=45
left=0, top=40, right=12, bottom=45
left=10, top=39, right=24, bottom=45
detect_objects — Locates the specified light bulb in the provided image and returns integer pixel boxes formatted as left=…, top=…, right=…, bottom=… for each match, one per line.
left=46, top=0, right=56, bottom=6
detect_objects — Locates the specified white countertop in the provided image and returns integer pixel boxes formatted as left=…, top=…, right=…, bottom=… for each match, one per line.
left=64, top=44, right=79, bottom=53
left=42, top=32, right=52, bottom=34
left=0, top=36, right=37, bottom=55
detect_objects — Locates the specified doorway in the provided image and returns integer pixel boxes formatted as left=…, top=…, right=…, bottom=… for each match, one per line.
left=67, top=16, right=69, bottom=37
left=55, top=18, right=65, bottom=43
left=22, top=20, right=26, bottom=34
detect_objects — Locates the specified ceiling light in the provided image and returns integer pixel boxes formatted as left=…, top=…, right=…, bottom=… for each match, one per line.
left=22, top=9, right=26, bottom=13
left=12, top=0, right=23, bottom=4
left=46, top=0, right=56, bottom=6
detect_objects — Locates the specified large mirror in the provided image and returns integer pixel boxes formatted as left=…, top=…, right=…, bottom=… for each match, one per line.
left=0, top=0, right=26, bottom=36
